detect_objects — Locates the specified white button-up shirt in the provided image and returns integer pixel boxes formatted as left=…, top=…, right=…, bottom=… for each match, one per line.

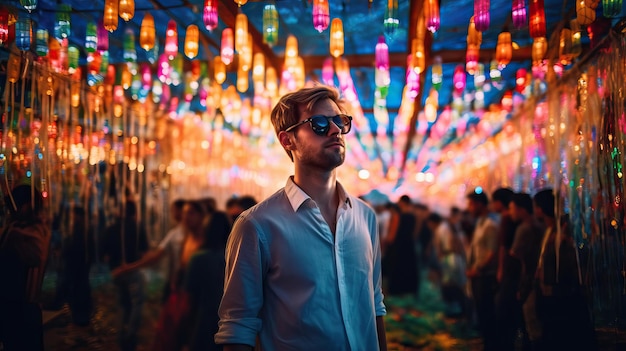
left=215, top=177, right=386, bottom=350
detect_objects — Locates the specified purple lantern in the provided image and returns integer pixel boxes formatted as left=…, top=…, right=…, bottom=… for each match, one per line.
left=474, top=0, right=490, bottom=32
left=512, top=0, right=527, bottom=29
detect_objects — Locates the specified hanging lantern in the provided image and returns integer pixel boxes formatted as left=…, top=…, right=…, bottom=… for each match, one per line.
left=431, top=55, right=442, bottom=90
left=266, top=66, right=277, bottom=95
left=489, top=59, right=501, bottom=83
left=512, top=0, right=527, bottom=29
left=15, top=14, right=31, bottom=51
left=570, top=19, right=582, bottom=58
left=7, top=52, right=20, bottom=83
left=0, top=8, right=8, bottom=45
left=101, top=50, right=109, bottom=74
left=263, top=4, right=278, bottom=46
left=467, top=16, right=482, bottom=47
left=252, top=52, right=265, bottom=85
left=529, top=0, right=546, bottom=38
left=411, top=38, right=425, bottom=74
left=147, top=38, right=159, bottom=63
left=330, top=18, right=344, bottom=58
left=54, top=4, right=71, bottom=39
left=59, top=38, right=68, bottom=71
left=214, top=56, right=226, bottom=84
left=20, top=0, right=37, bottom=12
left=453, top=65, right=466, bottom=92
left=49, top=36, right=60, bottom=62
left=103, top=0, right=118, bottom=32
left=123, top=28, right=136, bottom=62
left=515, top=68, right=527, bottom=93
left=234, top=0, right=248, bottom=6
left=576, top=0, right=595, bottom=25
left=204, top=0, right=218, bottom=31
left=71, top=68, right=81, bottom=107
left=235, top=13, right=248, bottom=53
left=140, top=13, right=155, bottom=51
left=384, top=0, right=399, bottom=37
left=425, top=0, right=440, bottom=33
left=313, top=0, right=330, bottom=33
left=474, top=0, right=490, bottom=32
left=532, top=36, right=547, bottom=64
left=88, top=51, right=102, bottom=75
left=285, top=34, right=298, bottom=68
left=237, top=65, right=249, bottom=92
left=602, top=0, right=622, bottom=17
left=68, top=45, right=79, bottom=72
left=85, top=21, right=97, bottom=53
left=36, top=29, right=48, bottom=56
left=495, top=29, right=512, bottom=68
left=165, top=20, right=178, bottom=59
left=559, top=25, right=573, bottom=64
left=185, top=24, right=199, bottom=59
left=221, top=28, right=234, bottom=65
left=474, top=63, right=485, bottom=88
left=294, top=56, right=305, bottom=89
left=466, top=44, right=479, bottom=74
left=239, top=33, right=252, bottom=71
left=322, top=57, right=334, bottom=85
left=97, top=21, right=109, bottom=51
left=375, top=36, right=389, bottom=70
left=119, top=0, right=135, bottom=21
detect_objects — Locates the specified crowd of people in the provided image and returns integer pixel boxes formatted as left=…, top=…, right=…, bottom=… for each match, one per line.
left=0, top=85, right=600, bottom=351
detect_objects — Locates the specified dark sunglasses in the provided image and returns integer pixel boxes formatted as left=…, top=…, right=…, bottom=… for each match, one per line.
left=284, top=114, right=353, bottom=136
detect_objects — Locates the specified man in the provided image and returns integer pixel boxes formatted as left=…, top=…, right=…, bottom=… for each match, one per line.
left=215, top=85, right=387, bottom=351
left=466, top=188, right=498, bottom=351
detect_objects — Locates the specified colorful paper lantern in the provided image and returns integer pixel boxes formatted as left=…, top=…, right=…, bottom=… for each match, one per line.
left=54, top=4, right=71, bottom=39
left=532, top=37, right=547, bottom=64
left=85, top=21, right=97, bottom=53
left=529, top=0, right=546, bottom=38
left=570, top=19, right=582, bottom=58
left=221, top=28, right=234, bottom=65
left=252, top=52, right=265, bottom=85
left=204, top=0, right=218, bottom=31
left=466, top=44, right=479, bottom=74
left=20, top=0, right=37, bottom=12
left=165, top=20, right=178, bottom=59
left=123, top=28, right=136, bottom=62
left=474, top=0, right=490, bottom=32
left=239, top=33, right=252, bottom=71
left=375, top=36, right=389, bottom=70
left=36, top=29, right=48, bottom=57
left=119, top=0, right=135, bottom=21
left=431, top=55, right=442, bottom=90
left=313, top=0, right=330, bottom=33
left=384, top=0, right=399, bottom=37
left=140, top=13, right=155, bottom=51
left=602, top=0, right=622, bottom=17
left=15, top=14, right=31, bottom=51
left=237, top=65, right=249, bottom=92
left=235, top=13, right=248, bottom=53
left=68, top=45, right=79, bottom=72
left=467, top=16, right=482, bottom=47
left=0, top=8, right=8, bottom=45
left=453, top=64, right=466, bottom=92
left=97, top=21, right=109, bottom=51
left=263, top=4, right=278, bottom=46
left=322, top=57, right=334, bottom=86
left=330, top=18, right=344, bottom=58
left=103, top=0, right=118, bottom=32
left=411, top=38, right=425, bottom=74
left=576, top=0, right=596, bottom=25
left=496, top=30, right=512, bottom=68
left=214, top=56, right=226, bottom=84
left=185, top=24, right=199, bottom=59
left=512, top=0, right=527, bottom=29
left=266, top=66, right=277, bottom=95
left=425, top=0, right=440, bottom=33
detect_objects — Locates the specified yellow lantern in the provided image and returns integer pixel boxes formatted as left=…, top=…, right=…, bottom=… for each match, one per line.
left=119, top=0, right=135, bottom=21
left=495, top=30, right=512, bottom=68
left=235, top=0, right=248, bottom=5
left=235, top=13, right=248, bottom=54
left=532, top=37, right=547, bottom=64
left=103, top=0, right=118, bottom=32
left=140, top=13, right=155, bottom=51
left=185, top=24, right=199, bottom=59
left=285, top=35, right=298, bottom=67
left=330, top=18, right=344, bottom=58
left=214, top=56, right=226, bottom=84
left=237, top=65, right=249, bottom=92
left=239, top=33, right=252, bottom=71
left=252, top=53, right=265, bottom=85
left=266, top=66, right=277, bottom=95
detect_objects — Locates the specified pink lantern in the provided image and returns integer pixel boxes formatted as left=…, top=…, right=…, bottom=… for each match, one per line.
left=312, top=0, right=330, bottom=33
left=375, top=36, right=389, bottom=70
left=453, top=64, right=466, bottom=92
left=164, top=20, right=178, bottom=59
left=141, top=63, right=152, bottom=89
left=474, top=0, right=490, bottom=32
left=97, top=21, right=109, bottom=52
left=0, top=8, right=9, bottom=45
left=221, top=28, right=234, bottom=65
left=158, top=53, right=171, bottom=83
left=204, top=0, right=218, bottom=31
left=425, top=0, right=440, bottom=33
left=322, top=57, right=334, bottom=85
left=512, top=0, right=527, bottom=29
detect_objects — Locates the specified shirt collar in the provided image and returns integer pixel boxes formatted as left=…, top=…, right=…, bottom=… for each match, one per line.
left=285, top=176, right=352, bottom=212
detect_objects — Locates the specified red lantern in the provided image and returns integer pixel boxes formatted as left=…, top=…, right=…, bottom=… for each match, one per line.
left=529, top=0, right=546, bottom=38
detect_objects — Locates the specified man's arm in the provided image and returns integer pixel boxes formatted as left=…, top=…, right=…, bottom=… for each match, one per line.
left=223, top=345, right=253, bottom=351
left=111, top=247, right=165, bottom=277
left=376, top=315, right=388, bottom=351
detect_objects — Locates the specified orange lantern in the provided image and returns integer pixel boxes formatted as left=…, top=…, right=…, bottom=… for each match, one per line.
left=221, top=28, right=234, bottom=65
left=467, top=16, right=482, bottom=47
left=237, top=65, right=249, bottom=92
left=235, top=13, right=248, bottom=53
left=531, top=36, right=547, bottom=64
left=140, top=13, right=155, bottom=51
left=103, top=0, right=118, bottom=32
left=119, top=0, right=135, bottom=21
left=252, top=52, right=265, bottom=85
left=185, top=24, right=199, bottom=59
left=411, top=38, right=425, bottom=74
left=330, top=18, right=344, bottom=58
left=495, top=30, right=512, bottom=68
left=214, top=56, right=226, bottom=84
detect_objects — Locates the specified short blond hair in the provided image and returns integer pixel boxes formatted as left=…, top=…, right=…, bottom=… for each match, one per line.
left=270, top=85, right=343, bottom=161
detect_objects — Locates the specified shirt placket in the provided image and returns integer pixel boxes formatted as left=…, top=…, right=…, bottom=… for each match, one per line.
left=334, top=203, right=354, bottom=350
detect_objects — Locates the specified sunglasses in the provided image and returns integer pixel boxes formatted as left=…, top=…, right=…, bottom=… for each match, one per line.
left=284, top=114, right=353, bottom=136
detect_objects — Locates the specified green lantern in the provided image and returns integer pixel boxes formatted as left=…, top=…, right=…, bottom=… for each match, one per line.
left=263, top=4, right=278, bottom=46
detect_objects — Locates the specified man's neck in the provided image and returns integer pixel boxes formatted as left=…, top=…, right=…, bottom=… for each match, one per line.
left=293, top=167, right=338, bottom=209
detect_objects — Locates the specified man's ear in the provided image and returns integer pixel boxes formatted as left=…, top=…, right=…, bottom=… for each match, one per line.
left=278, top=131, right=294, bottom=151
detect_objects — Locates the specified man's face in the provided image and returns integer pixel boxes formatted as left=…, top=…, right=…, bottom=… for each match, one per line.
left=287, top=98, right=346, bottom=171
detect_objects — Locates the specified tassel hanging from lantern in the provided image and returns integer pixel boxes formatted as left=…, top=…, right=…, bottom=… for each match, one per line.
left=54, top=4, right=71, bottom=40
left=576, top=0, right=595, bottom=25
left=474, top=0, right=490, bottom=32
left=36, top=29, right=48, bottom=57
left=119, top=0, right=135, bottom=21
left=496, top=29, right=512, bottom=68
left=214, top=56, right=226, bottom=84
left=204, top=0, right=218, bottom=31
left=529, top=0, right=546, bottom=38
left=330, top=18, right=344, bottom=58
left=97, top=21, right=109, bottom=51
left=425, top=0, right=440, bottom=33
left=165, top=20, right=178, bottom=59
left=384, top=0, right=399, bottom=37
left=603, top=0, right=622, bottom=17
left=85, top=21, right=97, bottom=53
left=263, top=4, right=278, bottom=46
left=15, top=14, right=31, bottom=51
left=221, top=28, right=234, bottom=65
left=235, top=13, right=248, bottom=54
left=124, top=28, right=137, bottom=62
left=103, top=0, right=118, bottom=32
left=185, top=24, right=199, bottom=59
left=512, top=0, right=527, bottom=29
left=140, top=13, right=155, bottom=51
left=0, top=8, right=8, bottom=45
left=313, top=0, right=330, bottom=33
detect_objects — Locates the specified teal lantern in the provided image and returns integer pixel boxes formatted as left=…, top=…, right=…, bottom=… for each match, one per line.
left=54, top=4, right=71, bottom=39
left=36, top=29, right=48, bottom=57
left=123, top=29, right=137, bottom=63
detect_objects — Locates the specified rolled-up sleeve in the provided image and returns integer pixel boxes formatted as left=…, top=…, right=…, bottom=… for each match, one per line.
left=215, top=215, right=266, bottom=346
